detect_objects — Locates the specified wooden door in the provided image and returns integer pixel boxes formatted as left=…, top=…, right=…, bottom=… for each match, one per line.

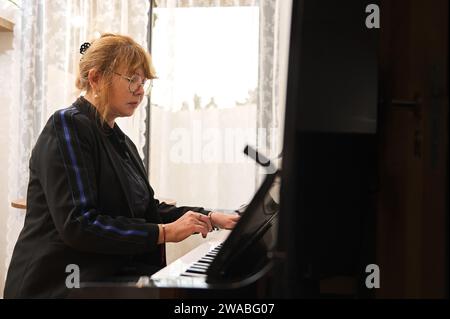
left=377, top=0, right=448, bottom=298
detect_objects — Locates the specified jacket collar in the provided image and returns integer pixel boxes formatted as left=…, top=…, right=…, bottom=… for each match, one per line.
left=73, top=96, right=153, bottom=218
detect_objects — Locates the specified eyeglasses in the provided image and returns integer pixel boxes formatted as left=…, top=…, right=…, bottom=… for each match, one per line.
left=113, top=72, right=153, bottom=95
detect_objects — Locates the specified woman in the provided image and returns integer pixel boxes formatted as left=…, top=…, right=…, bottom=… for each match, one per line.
left=4, top=34, right=239, bottom=298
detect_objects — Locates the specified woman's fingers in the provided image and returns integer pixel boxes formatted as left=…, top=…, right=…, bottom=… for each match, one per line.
left=193, top=224, right=209, bottom=237
left=222, top=214, right=240, bottom=229
left=186, top=211, right=210, bottom=235
left=192, top=212, right=213, bottom=232
left=194, top=219, right=209, bottom=232
left=230, top=215, right=240, bottom=222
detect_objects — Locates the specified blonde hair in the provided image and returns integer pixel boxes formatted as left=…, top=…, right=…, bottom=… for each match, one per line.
left=75, top=33, right=157, bottom=122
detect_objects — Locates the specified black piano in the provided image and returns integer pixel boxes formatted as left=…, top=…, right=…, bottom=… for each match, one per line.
left=69, top=170, right=281, bottom=299
left=70, top=0, right=381, bottom=298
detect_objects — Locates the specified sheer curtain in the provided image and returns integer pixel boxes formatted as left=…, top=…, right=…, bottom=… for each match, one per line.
left=5, top=0, right=150, bottom=278
left=149, top=0, right=292, bottom=210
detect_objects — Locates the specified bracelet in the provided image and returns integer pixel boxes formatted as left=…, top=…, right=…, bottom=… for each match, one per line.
left=161, top=224, right=166, bottom=243
left=208, top=212, right=214, bottom=227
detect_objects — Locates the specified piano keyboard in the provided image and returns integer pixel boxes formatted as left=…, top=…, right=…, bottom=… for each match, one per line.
left=180, top=243, right=223, bottom=278
left=144, top=231, right=230, bottom=288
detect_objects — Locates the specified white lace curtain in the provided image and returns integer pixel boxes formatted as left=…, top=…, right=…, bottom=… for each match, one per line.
left=149, top=0, right=292, bottom=210
left=5, top=0, right=150, bottom=278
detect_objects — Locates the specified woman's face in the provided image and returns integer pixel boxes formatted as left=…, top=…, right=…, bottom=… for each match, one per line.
left=107, top=66, right=146, bottom=120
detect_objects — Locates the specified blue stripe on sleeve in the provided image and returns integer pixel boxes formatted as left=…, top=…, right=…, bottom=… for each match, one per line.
left=82, top=211, right=147, bottom=237
left=60, top=109, right=87, bottom=206
left=92, top=220, right=148, bottom=237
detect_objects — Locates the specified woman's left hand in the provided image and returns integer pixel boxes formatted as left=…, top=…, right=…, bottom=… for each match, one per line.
left=209, top=211, right=240, bottom=230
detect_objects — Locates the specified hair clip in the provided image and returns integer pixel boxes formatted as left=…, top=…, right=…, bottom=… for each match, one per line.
left=79, top=42, right=91, bottom=55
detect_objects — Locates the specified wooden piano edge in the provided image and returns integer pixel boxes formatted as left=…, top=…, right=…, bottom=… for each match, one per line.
left=68, top=262, right=276, bottom=299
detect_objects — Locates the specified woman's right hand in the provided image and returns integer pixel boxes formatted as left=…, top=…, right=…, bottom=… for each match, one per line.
left=162, top=211, right=213, bottom=243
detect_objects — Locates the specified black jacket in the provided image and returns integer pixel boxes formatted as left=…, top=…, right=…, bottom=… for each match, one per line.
left=4, top=97, right=209, bottom=298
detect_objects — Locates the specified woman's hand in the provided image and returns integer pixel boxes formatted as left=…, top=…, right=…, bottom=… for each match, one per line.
left=209, top=211, right=240, bottom=230
left=163, top=211, right=212, bottom=243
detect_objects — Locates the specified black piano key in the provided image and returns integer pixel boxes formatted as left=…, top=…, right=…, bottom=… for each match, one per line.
left=186, top=269, right=207, bottom=275
left=188, top=269, right=207, bottom=274
left=198, top=259, right=212, bottom=264
left=180, top=273, right=206, bottom=278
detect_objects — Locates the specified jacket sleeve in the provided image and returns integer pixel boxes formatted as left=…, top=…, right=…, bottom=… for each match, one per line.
left=156, top=200, right=210, bottom=224
left=36, top=108, right=160, bottom=255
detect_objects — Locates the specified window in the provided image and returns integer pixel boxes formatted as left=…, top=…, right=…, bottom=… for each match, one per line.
left=151, top=1, right=259, bottom=111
